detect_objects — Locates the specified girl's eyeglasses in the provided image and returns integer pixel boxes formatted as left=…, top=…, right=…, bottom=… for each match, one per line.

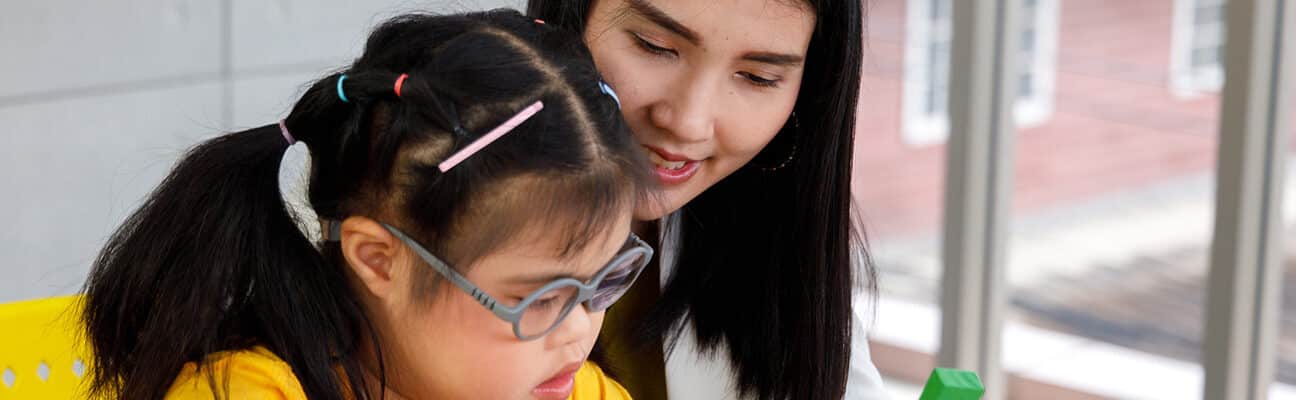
left=381, top=223, right=654, bottom=341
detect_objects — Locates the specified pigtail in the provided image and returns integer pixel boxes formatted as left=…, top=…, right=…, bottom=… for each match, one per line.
left=81, top=124, right=365, bottom=400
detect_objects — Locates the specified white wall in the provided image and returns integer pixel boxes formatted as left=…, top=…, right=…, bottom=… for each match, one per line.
left=0, top=0, right=525, bottom=303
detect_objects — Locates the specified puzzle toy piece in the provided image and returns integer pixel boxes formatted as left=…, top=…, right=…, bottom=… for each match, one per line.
left=917, top=368, right=985, bottom=400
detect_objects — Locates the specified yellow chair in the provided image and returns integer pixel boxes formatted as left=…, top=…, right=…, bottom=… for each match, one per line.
left=0, top=295, right=90, bottom=399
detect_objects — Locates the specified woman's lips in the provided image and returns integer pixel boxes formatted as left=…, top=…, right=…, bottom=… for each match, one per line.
left=644, top=146, right=702, bottom=186
left=532, top=362, right=581, bottom=399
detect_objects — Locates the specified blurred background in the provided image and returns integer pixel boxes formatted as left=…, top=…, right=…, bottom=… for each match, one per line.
left=0, top=0, right=1292, bottom=398
left=0, top=0, right=520, bottom=300
left=854, top=0, right=1294, bottom=398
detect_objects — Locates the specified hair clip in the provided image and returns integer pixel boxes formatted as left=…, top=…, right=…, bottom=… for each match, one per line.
left=393, top=73, right=409, bottom=98
left=438, top=101, right=544, bottom=172
left=337, top=74, right=350, bottom=103
left=598, top=81, right=621, bottom=108
left=278, top=120, right=295, bottom=145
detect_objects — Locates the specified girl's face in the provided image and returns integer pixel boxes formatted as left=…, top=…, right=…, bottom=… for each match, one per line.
left=355, top=216, right=633, bottom=400
left=584, top=0, right=816, bottom=220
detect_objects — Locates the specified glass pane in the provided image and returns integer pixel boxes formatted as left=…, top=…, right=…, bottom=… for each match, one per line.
left=852, top=0, right=949, bottom=393
left=1275, top=25, right=1296, bottom=399
left=1004, top=0, right=1220, bottom=398
left=589, top=250, right=650, bottom=312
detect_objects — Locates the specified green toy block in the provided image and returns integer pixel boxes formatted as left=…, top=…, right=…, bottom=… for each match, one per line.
left=917, top=368, right=985, bottom=400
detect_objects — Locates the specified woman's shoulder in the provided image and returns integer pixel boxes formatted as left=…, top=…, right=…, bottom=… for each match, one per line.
left=572, top=361, right=634, bottom=400
left=164, top=346, right=307, bottom=400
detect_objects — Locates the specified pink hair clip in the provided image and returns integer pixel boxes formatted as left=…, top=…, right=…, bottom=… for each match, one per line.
left=437, top=101, right=544, bottom=172
left=393, top=73, right=409, bottom=98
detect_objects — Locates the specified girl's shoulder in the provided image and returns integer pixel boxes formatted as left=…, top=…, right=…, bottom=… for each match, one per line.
left=572, top=361, right=633, bottom=400
left=164, top=346, right=307, bottom=400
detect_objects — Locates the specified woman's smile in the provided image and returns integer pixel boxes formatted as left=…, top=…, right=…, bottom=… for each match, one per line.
left=643, top=145, right=703, bottom=185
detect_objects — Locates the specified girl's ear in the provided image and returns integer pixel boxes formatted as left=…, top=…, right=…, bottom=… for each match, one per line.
left=340, top=216, right=403, bottom=300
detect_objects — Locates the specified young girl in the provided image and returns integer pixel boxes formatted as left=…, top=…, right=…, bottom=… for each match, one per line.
left=80, top=9, right=653, bottom=400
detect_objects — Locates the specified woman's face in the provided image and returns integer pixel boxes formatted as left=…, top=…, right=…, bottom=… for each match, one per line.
left=364, top=217, right=632, bottom=400
left=584, top=0, right=815, bottom=220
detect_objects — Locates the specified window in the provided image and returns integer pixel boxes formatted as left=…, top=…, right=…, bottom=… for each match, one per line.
left=901, top=0, right=1059, bottom=146
left=1170, top=0, right=1226, bottom=95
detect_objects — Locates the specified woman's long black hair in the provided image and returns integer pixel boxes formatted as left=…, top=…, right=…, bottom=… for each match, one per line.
left=527, top=1, right=874, bottom=399
left=81, top=9, right=650, bottom=400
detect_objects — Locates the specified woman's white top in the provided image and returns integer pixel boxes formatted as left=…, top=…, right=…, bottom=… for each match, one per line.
left=656, top=214, right=889, bottom=400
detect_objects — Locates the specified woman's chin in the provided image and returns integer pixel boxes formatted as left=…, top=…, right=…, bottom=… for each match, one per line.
left=634, top=201, right=675, bottom=222
left=635, top=187, right=689, bottom=221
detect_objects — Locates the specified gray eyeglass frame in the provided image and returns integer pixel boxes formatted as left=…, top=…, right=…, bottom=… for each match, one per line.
left=348, top=222, right=653, bottom=341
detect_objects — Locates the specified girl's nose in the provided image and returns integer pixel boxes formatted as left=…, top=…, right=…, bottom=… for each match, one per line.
left=545, top=304, right=595, bottom=348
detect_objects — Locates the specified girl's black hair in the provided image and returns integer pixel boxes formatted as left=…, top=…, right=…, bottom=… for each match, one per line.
left=526, top=1, right=876, bottom=399
left=81, top=9, right=650, bottom=400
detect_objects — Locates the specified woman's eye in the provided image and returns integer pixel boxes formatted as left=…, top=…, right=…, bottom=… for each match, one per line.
left=739, top=72, right=782, bottom=88
left=631, top=33, right=677, bottom=57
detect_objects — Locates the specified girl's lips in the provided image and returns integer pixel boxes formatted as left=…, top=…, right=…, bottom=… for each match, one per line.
left=532, top=363, right=581, bottom=399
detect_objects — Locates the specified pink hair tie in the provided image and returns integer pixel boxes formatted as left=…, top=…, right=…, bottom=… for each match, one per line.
left=278, top=120, right=296, bottom=145
left=394, top=73, right=409, bottom=98
left=438, top=101, right=544, bottom=172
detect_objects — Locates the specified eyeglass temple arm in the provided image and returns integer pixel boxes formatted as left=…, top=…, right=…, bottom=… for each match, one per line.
left=325, top=220, right=507, bottom=313
left=379, top=224, right=505, bottom=311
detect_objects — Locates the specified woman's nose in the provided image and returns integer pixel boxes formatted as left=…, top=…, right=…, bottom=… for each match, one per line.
left=648, top=74, right=717, bottom=144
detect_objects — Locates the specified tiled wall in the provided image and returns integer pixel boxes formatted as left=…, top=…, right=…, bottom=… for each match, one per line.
left=0, top=0, right=523, bottom=303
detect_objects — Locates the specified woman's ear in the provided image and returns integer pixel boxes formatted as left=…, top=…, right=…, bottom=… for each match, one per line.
left=340, top=216, right=403, bottom=300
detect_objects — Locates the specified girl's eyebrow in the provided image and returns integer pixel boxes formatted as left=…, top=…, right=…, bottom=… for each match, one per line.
left=506, top=266, right=601, bottom=285
left=506, top=272, right=580, bottom=285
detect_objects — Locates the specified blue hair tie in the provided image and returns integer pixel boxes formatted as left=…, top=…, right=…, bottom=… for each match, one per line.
left=337, top=74, right=350, bottom=103
left=599, top=81, right=621, bottom=109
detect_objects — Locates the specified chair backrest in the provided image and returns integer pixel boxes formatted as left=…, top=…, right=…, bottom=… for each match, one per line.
left=0, top=295, right=90, bottom=399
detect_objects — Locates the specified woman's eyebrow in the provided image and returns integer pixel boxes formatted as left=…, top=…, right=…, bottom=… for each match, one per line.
left=626, top=0, right=701, bottom=45
left=624, top=0, right=804, bottom=67
left=743, top=51, right=805, bottom=67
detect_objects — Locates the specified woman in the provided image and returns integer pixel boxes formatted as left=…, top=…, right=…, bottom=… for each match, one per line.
left=527, top=1, right=884, bottom=399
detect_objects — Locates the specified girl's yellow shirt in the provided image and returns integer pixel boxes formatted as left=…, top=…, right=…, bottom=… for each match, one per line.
left=164, top=346, right=630, bottom=400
